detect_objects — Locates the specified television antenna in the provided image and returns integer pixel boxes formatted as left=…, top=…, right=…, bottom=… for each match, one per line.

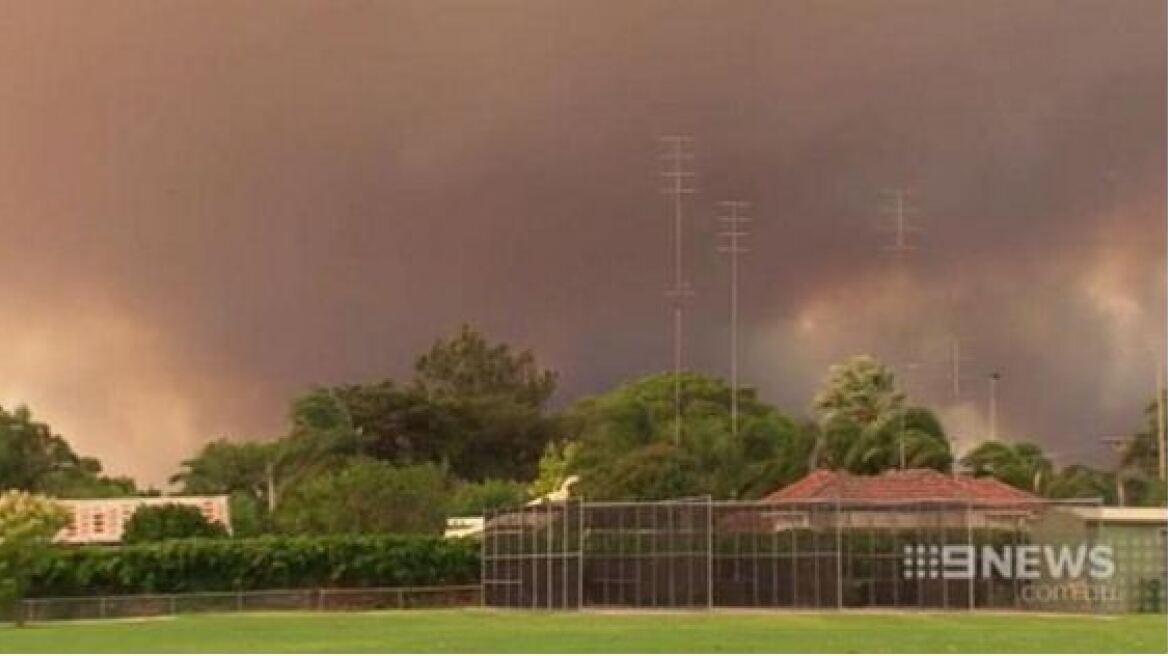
left=717, top=200, right=751, bottom=436
left=660, top=136, right=696, bottom=446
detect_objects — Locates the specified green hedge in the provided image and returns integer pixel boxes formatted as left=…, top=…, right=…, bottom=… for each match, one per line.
left=27, top=535, right=480, bottom=597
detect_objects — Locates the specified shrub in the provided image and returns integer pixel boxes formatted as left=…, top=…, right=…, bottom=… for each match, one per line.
left=227, top=492, right=269, bottom=537
left=448, top=479, right=526, bottom=516
left=26, top=534, right=479, bottom=597
left=122, top=504, right=228, bottom=544
left=273, top=460, right=449, bottom=536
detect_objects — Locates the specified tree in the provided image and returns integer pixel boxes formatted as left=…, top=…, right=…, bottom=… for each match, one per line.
left=226, top=491, right=267, bottom=538
left=813, top=355, right=902, bottom=428
left=1118, top=390, right=1167, bottom=506
left=0, top=491, right=69, bottom=626
left=122, top=504, right=228, bottom=544
left=448, top=479, right=527, bottom=516
left=824, top=407, right=953, bottom=474
left=528, top=440, right=579, bottom=498
left=332, top=381, right=461, bottom=467
left=171, top=393, right=366, bottom=521
left=171, top=438, right=276, bottom=532
left=273, top=460, right=449, bottom=535
left=565, top=372, right=810, bottom=500
left=0, top=405, right=139, bottom=497
left=171, top=439, right=272, bottom=500
left=409, top=325, right=559, bottom=481
left=1121, top=390, right=1166, bottom=479
left=1046, top=465, right=1117, bottom=504
left=960, top=440, right=1053, bottom=493
left=39, top=466, right=139, bottom=499
left=811, top=356, right=952, bottom=473
left=415, top=324, right=556, bottom=408
left=268, top=388, right=368, bottom=505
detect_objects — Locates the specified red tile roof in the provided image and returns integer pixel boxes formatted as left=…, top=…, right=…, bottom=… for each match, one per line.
left=763, top=468, right=1037, bottom=505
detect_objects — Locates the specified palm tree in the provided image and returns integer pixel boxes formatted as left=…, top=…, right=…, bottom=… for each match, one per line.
left=960, top=440, right=1052, bottom=493
left=839, top=407, right=952, bottom=474
left=812, top=356, right=952, bottom=473
left=813, top=355, right=904, bottom=428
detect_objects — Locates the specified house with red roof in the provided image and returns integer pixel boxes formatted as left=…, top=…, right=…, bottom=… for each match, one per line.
left=724, top=468, right=1042, bottom=533
left=764, top=468, right=1037, bottom=504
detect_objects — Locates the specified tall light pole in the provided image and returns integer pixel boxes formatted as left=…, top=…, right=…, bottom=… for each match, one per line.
left=717, top=200, right=751, bottom=436
left=660, top=136, right=695, bottom=446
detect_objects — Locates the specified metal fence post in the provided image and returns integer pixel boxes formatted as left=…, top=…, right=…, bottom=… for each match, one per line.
left=480, top=506, right=487, bottom=608
left=966, top=500, right=975, bottom=610
left=562, top=502, right=568, bottom=609
left=706, top=495, right=713, bottom=609
left=546, top=503, right=553, bottom=610
left=577, top=498, right=585, bottom=609
left=835, top=496, right=843, bottom=610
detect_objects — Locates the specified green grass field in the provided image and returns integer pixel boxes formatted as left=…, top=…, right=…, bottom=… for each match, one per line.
left=2, top=609, right=1165, bottom=653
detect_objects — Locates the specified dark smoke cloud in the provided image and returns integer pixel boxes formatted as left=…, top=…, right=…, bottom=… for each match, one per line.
left=0, top=1, right=1162, bottom=484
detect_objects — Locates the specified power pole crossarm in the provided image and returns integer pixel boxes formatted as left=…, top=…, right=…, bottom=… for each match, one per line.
left=879, top=188, right=919, bottom=257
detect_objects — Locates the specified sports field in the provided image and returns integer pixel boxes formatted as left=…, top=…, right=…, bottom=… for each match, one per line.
left=1, top=609, right=1165, bottom=653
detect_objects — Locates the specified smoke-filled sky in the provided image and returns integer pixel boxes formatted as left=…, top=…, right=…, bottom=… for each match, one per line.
left=0, top=1, right=1164, bottom=486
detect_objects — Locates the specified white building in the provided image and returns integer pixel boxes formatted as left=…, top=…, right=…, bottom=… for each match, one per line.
left=56, top=496, right=232, bottom=544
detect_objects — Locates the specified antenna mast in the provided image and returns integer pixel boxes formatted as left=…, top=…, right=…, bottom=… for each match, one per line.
left=880, top=188, right=918, bottom=258
left=948, top=335, right=974, bottom=401
left=717, top=200, right=751, bottom=437
left=988, top=372, right=1001, bottom=441
left=660, top=136, right=695, bottom=446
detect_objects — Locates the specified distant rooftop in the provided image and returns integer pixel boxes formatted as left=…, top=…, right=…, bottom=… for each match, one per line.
left=764, top=468, right=1038, bottom=505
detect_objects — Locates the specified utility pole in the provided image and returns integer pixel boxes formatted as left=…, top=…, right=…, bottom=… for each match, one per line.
left=660, top=136, right=695, bottom=446
left=897, top=360, right=920, bottom=470
left=717, top=200, right=751, bottom=437
left=988, top=372, right=1001, bottom=441
left=899, top=410, right=907, bottom=470
left=949, top=336, right=970, bottom=401
left=265, top=460, right=277, bottom=513
left=877, top=187, right=919, bottom=466
left=1156, top=361, right=1166, bottom=481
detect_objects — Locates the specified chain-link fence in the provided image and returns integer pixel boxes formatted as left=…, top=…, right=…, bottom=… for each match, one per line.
left=14, top=585, right=481, bottom=623
left=483, top=498, right=1163, bottom=613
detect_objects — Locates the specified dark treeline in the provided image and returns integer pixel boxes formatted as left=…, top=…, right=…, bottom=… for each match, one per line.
left=2, top=325, right=1164, bottom=540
